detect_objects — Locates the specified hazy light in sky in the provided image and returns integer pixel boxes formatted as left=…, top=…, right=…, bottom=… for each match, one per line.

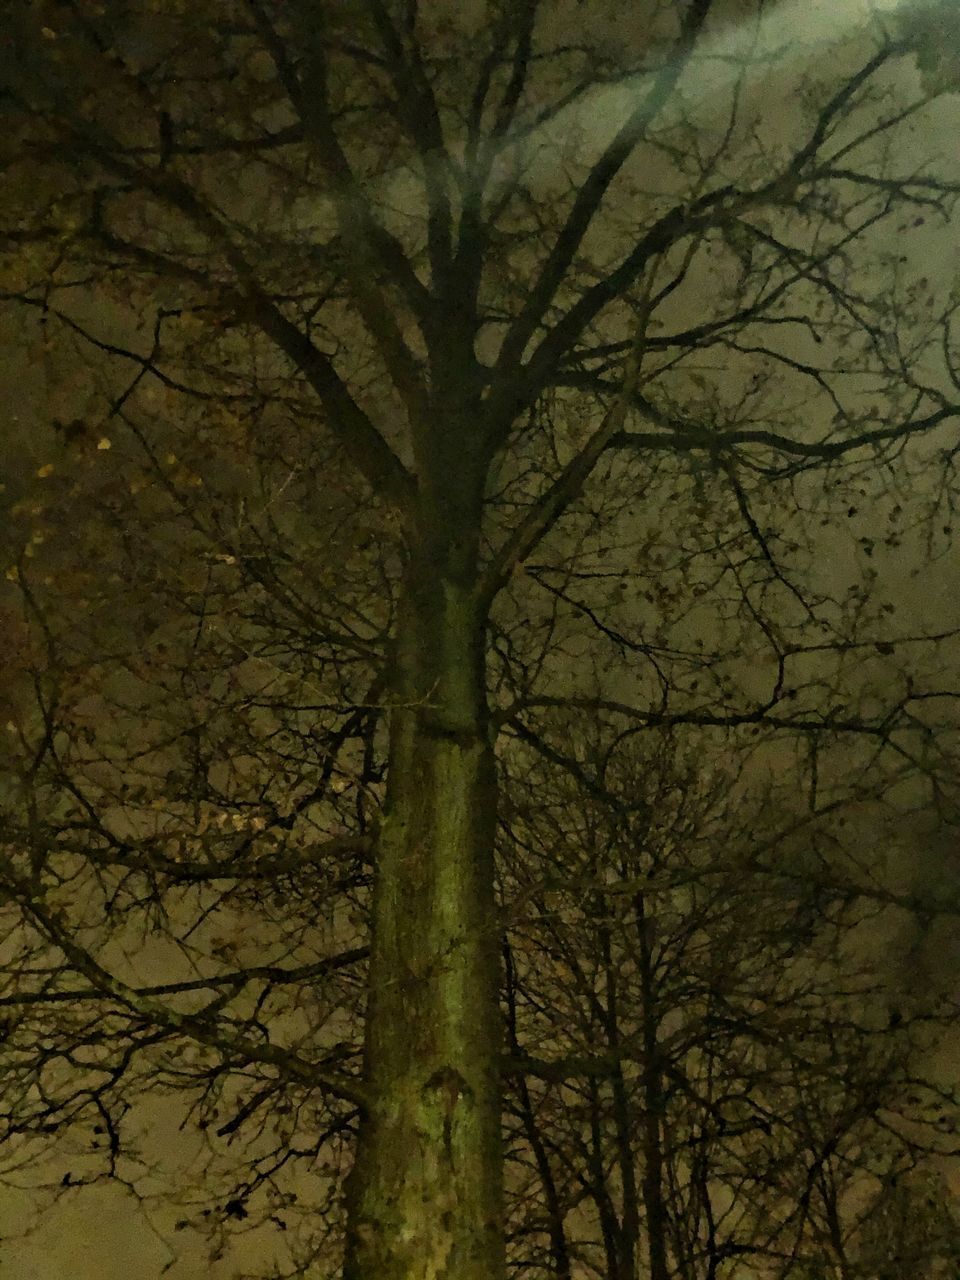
left=550, top=0, right=950, bottom=147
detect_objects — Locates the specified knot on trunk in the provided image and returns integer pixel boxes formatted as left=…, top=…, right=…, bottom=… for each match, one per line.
left=422, top=1065, right=473, bottom=1162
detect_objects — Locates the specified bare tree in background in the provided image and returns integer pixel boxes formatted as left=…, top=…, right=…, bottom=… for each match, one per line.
left=2, top=2, right=960, bottom=1276
left=498, top=720, right=959, bottom=1280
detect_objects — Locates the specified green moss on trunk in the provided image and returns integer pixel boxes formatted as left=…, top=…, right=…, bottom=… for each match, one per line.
left=344, top=568, right=503, bottom=1280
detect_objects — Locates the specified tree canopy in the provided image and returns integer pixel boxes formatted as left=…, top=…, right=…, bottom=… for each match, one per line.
left=1, top=3, right=959, bottom=1277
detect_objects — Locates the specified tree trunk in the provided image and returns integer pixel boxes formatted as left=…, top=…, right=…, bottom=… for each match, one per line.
left=602, top=932, right=640, bottom=1280
left=504, top=942, right=573, bottom=1280
left=636, top=893, right=670, bottom=1280
left=343, top=505, right=503, bottom=1279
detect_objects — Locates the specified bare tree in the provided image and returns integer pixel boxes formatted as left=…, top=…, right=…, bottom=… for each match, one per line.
left=2, top=3, right=960, bottom=1276
left=497, top=718, right=959, bottom=1280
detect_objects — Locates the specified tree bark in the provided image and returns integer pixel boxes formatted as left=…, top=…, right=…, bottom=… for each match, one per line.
left=343, top=491, right=503, bottom=1279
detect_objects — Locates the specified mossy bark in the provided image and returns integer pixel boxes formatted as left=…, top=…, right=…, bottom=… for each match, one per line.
left=343, top=481, right=503, bottom=1279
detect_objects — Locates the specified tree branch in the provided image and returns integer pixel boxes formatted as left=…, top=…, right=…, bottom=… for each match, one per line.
left=0, top=871, right=367, bottom=1108
left=493, top=0, right=715, bottom=380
